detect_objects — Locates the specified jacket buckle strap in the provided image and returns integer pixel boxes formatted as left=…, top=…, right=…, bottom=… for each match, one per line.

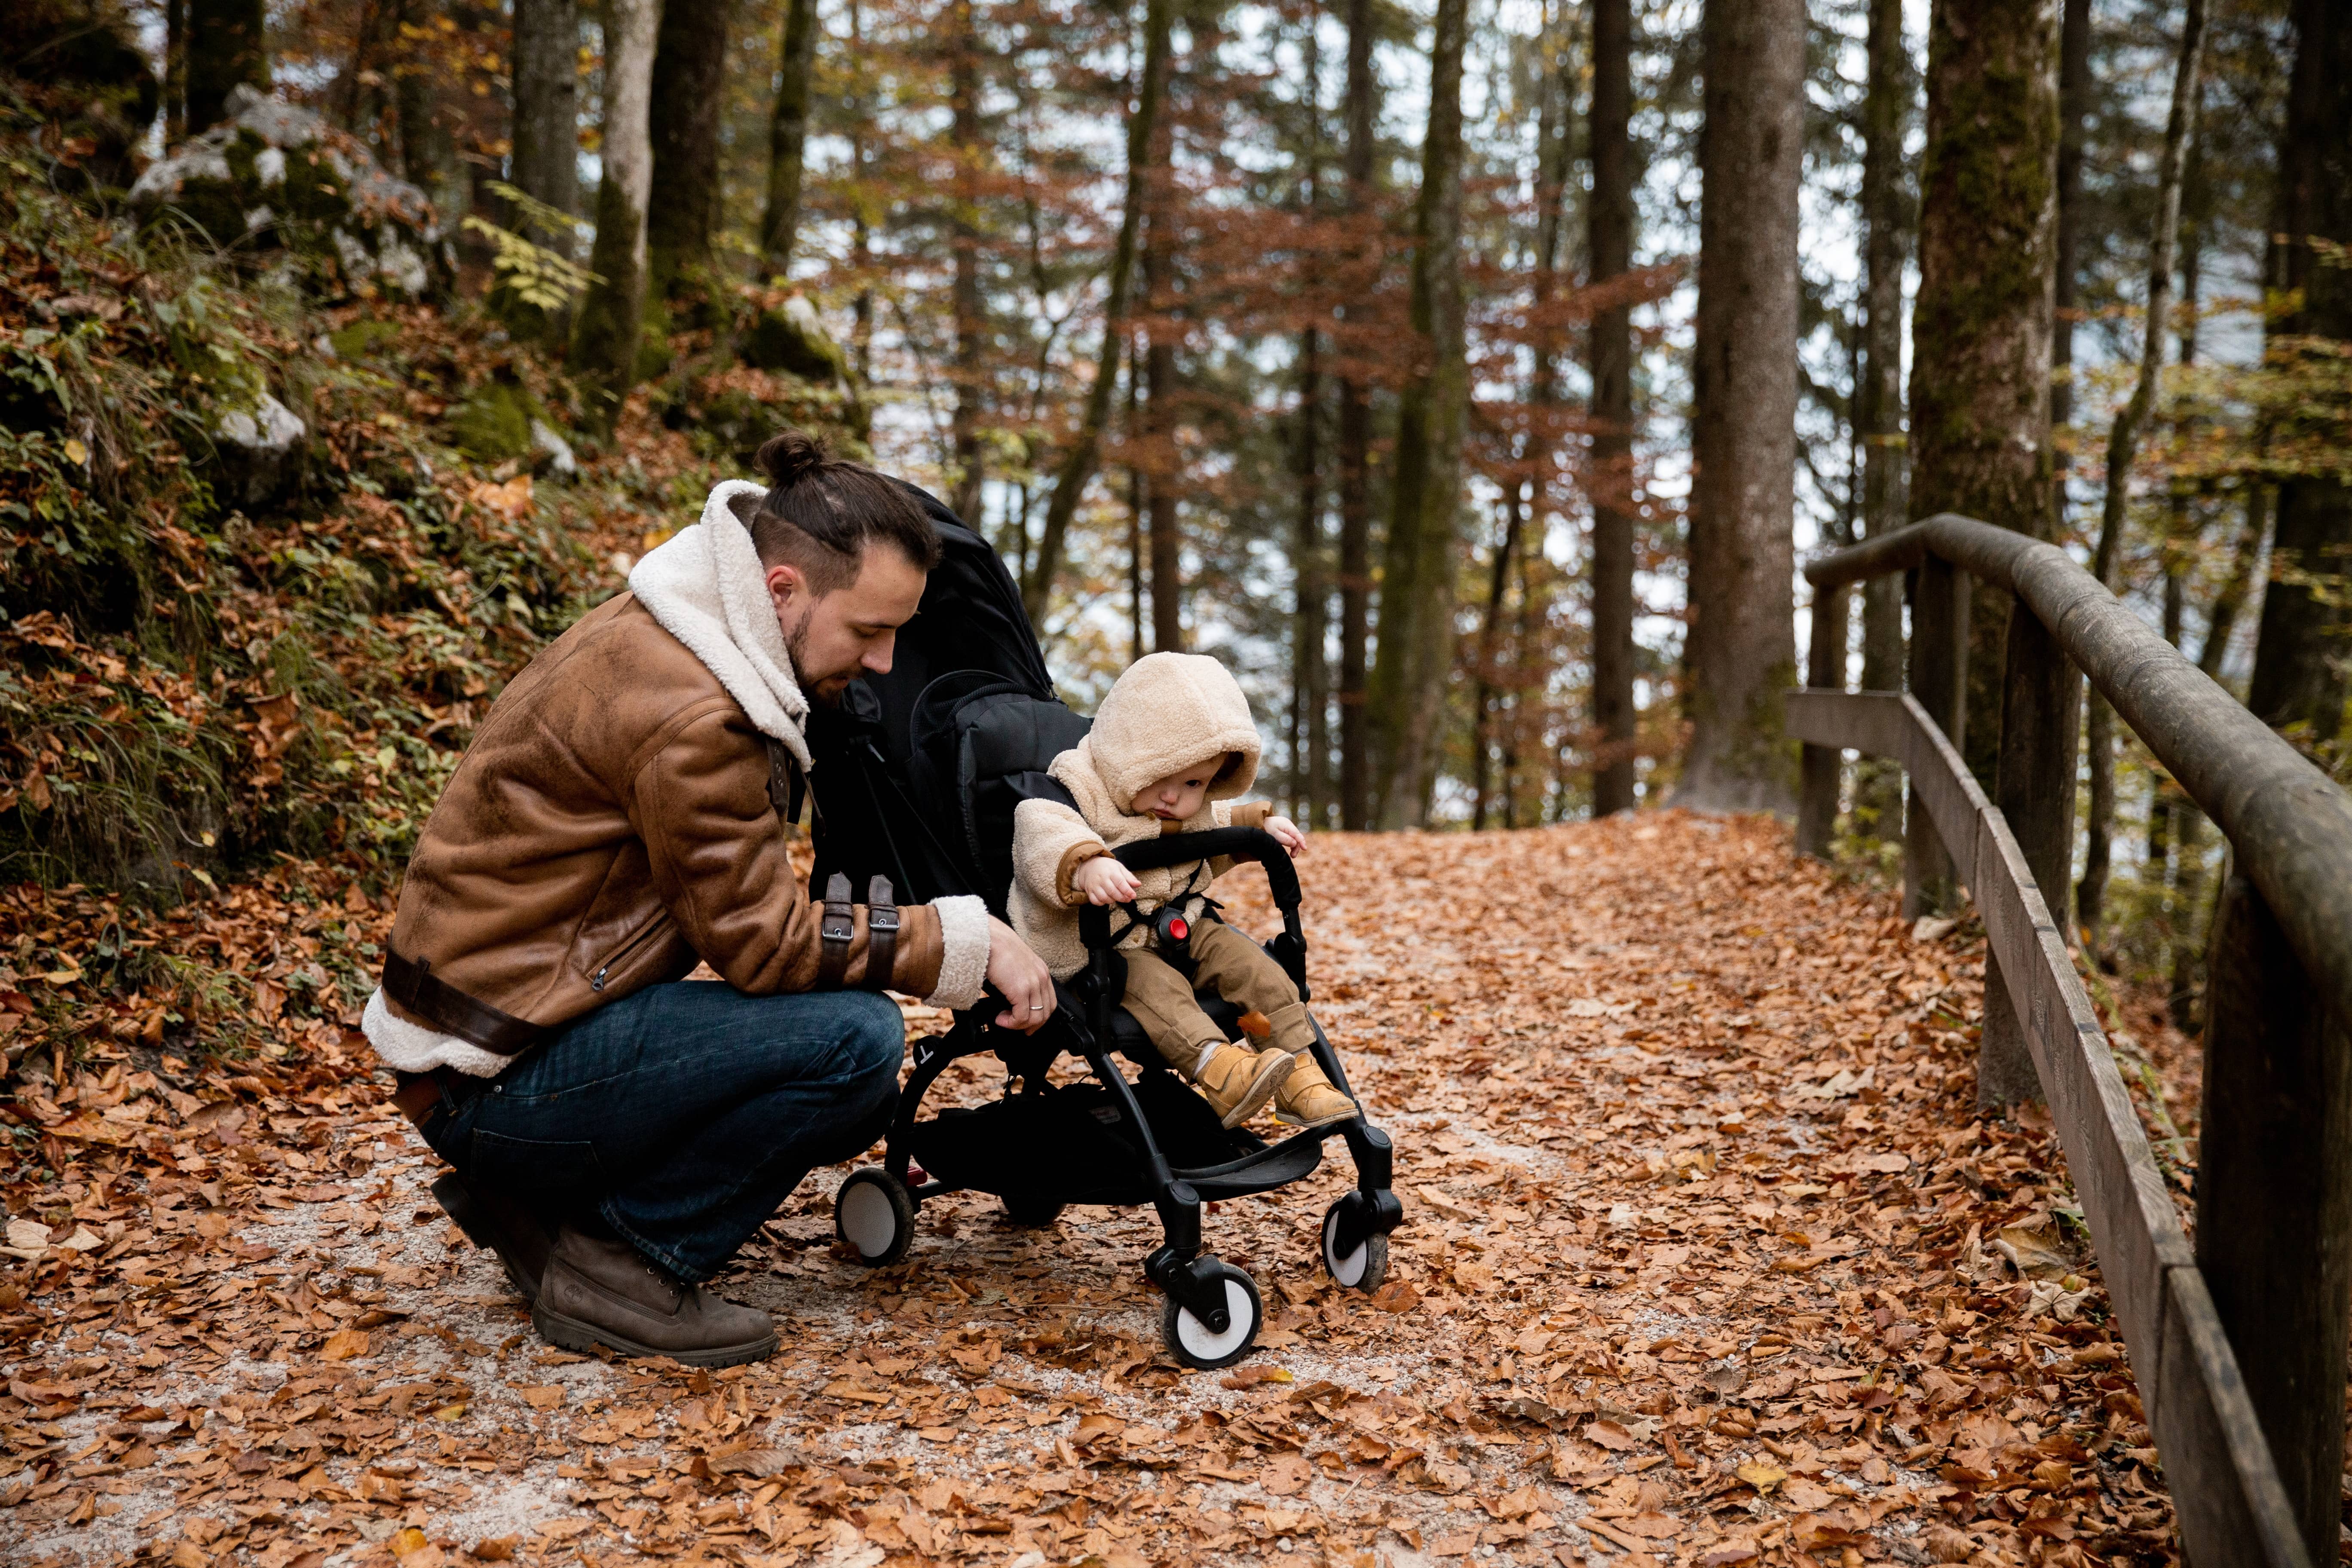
left=864, top=876, right=898, bottom=994
left=382, top=949, right=542, bottom=1057
left=818, top=873, right=855, bottom=988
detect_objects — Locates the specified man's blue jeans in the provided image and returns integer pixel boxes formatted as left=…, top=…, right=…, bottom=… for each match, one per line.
left=416, top=983, right=903, bottom=1282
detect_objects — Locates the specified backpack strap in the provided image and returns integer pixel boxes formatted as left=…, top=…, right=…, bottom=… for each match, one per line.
left=765, top=738, right=807, bottom=828
left=864, top=876, right=899, bottom=993
left=818, top=873, right=855, bottom=987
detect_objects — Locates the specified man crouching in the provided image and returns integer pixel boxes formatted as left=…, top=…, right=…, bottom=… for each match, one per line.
left=364, top=430, right=1056, bottom=1365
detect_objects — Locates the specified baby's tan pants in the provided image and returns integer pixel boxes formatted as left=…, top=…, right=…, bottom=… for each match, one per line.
left=1119, top=919, right=1309, bottom=1071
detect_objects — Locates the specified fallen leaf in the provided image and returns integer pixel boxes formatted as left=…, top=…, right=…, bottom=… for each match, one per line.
left=1221, top=1364, right=1294, bottom=1389
left=1583, top=1420, right=1638, bottom=1451
left=320, top=1328, right=371, bottom=1361
left=1263, top=1452, right=1313, bottom=1496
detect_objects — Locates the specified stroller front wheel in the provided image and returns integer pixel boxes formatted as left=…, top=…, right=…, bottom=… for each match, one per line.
left=1161, top=1264, right=1262, bottom=1369
left=1321, top=1200, right=1390, bottom=1292
left=834, top=1167, right=915, bottom=1266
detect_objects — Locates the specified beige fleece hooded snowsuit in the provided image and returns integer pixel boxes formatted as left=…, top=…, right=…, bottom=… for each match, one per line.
left=1009, top=653, right=1314, bottom=1071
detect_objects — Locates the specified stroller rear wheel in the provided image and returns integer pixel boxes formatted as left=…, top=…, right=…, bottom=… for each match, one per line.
left=1320, top=1199, right=1390, bottom=1292
left=1001, top=1195, right=1066, bottom=1228
left=1161, top=1263, right=1262, bottom=1370
left=834, top=1168, right=915, bottom=1266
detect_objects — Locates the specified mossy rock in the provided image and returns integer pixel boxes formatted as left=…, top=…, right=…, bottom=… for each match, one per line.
left=742, top=294, right=855, bottom=387
left=328, top=317, right=403, bottom=361
left=447, top=378, right=545, bottom=465
left=129, top=86, right=453, bottom=300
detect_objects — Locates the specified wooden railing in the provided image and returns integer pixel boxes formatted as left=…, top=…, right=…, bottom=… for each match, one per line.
left=1791, top=513, right=2352, bottom=1568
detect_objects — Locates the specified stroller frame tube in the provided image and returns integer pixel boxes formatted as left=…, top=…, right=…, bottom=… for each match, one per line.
left=869, top=827, right=1398, bottom=1338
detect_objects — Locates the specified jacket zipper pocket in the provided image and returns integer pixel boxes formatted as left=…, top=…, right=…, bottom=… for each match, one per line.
left=588, top=919, right=668, bottom=992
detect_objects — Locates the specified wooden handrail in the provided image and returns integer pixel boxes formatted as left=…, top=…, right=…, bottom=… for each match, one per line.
left=1791, top=512, right=2352, bottom=1568
left=1787, top=690, right=2307, bottom=1568
left=1803, top=514, right=2352, bottom=1028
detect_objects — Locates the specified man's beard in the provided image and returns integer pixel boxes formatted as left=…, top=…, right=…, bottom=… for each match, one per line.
left=784, top=602, right=853, bottom=707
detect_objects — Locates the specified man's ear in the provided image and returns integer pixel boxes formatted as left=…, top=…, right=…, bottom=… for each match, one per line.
left=765, top=562, right=806, bottom=612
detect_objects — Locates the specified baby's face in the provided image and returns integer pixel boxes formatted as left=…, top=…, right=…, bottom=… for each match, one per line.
left=1130, top=760, right=1222, bottom=823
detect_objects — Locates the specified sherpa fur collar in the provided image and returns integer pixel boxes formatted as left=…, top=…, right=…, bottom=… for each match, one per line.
left=628, top=481, right=813, bottom=770
left=1076, top=651, right=1262, bottom=808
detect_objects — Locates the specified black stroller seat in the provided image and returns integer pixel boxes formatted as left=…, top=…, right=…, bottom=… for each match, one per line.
left=803, top=484, right=1403, bottom=1370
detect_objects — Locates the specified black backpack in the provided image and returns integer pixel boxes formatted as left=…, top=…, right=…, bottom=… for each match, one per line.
left=805, top=484, right=1087, bottom=915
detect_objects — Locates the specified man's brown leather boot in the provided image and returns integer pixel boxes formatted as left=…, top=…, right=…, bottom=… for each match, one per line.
left=431, top=1173, right=554, bottom=1302
left=532, top=1222, right=778, bottom=1367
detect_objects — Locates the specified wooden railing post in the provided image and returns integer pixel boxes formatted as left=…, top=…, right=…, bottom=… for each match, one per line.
left=2198, top=870, right=2352, bottom=1564
left=1796, top=581, right=1850, bottom=858
left=1904, top=558, right=1967, bottom=916
left=1980, top=594, right=2081, bottom=1108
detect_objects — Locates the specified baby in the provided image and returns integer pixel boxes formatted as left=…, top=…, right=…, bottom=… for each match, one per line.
left=1009, top=652, right=1357, bottom=1130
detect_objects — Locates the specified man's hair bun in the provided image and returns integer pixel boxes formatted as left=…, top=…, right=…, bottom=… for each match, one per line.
left=756, top=429, right=829, bottom=490
left=737, top=426, right=942, bottom=594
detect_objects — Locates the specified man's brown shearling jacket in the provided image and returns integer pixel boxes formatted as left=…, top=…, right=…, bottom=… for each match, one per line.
left=383, top=592, right=939, bottom=1044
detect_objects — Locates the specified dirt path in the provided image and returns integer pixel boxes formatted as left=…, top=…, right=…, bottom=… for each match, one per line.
left=2, top=814, right=2180, bottom=1568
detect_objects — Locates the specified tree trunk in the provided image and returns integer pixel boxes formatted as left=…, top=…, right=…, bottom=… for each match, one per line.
left=1295, top=326, right=1328, bottom=824
left=186, top=0, right=268, bottom=134
left=1471, top=481, right=1525, bottom=830
left=1126, top=356, right=1148, bottom=662
left=1856, top=0, right=1913, bottom=839
left=337, top=0, right=402, bottom=138
left=1141, top=70, right=1183, bottom=654
left=511, top=0, right=580, bottom=251
left=2248, top=0, right=2352, bottom=762
left=1023, top=0, right=1171, bottom=628
left=2051, top=0, right=2089, bottom=439
left=1909, top=0, right=2061, bottom=794
left=1365, top=0, right=1472, bottom=830
left=165, top=0, right=188, bottom=143
left=1588, top=0, right=1637, bottom=818
left=761, top=0, right=819, bottom=276
left=645, top=0, right=732, bottom=302
left=572, top=0, right=662, bottom=422
left=393, top=0, right=455, bottom=222
left=1674, top=0, right=1804, bottom=815
left=1334, top=0, right=1378, bottom=831
left=948, top=0, right=987, bottom=522
left=1293, top=12, right=1329, bottom=828
left=2077, top=0, right=2208, bottom=946
left=2168, top=488, right=2266, bottom=1027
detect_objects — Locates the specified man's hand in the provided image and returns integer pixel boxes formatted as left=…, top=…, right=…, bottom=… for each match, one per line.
left=1265, top=815, right=1307, bottom=858
left=986, top=916, right=1056, bottom=1032
left=1072, top=855, right=1141, bottom=906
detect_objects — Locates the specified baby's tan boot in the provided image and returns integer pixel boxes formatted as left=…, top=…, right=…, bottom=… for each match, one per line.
left=1272, top=1053, right=1358, bottom=1129
left=1189, top=1043, right=1295, bottom=1129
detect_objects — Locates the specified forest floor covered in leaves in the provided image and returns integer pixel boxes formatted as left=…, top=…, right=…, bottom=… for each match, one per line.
left=0, top=812, right=2205, bottom=1568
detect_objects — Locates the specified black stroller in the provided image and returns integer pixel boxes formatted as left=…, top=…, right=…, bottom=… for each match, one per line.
left=800, top=484, right=1403, bottom=1368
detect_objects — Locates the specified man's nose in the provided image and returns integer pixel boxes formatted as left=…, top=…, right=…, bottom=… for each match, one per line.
left=863, top=633, right=896, bottom=676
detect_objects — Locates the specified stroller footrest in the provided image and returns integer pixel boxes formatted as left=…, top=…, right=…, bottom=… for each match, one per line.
left=1173, top=1128, right=1326, bottom=1199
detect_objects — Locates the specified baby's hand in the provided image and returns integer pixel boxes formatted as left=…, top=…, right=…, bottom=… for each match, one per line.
left=1265, top=815, right=1307, bottom=858
left=1072, top=854, right=1141, bottom=906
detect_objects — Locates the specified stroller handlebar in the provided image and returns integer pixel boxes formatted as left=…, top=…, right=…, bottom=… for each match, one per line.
left=1111, top=826, right=1302, bottom=916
